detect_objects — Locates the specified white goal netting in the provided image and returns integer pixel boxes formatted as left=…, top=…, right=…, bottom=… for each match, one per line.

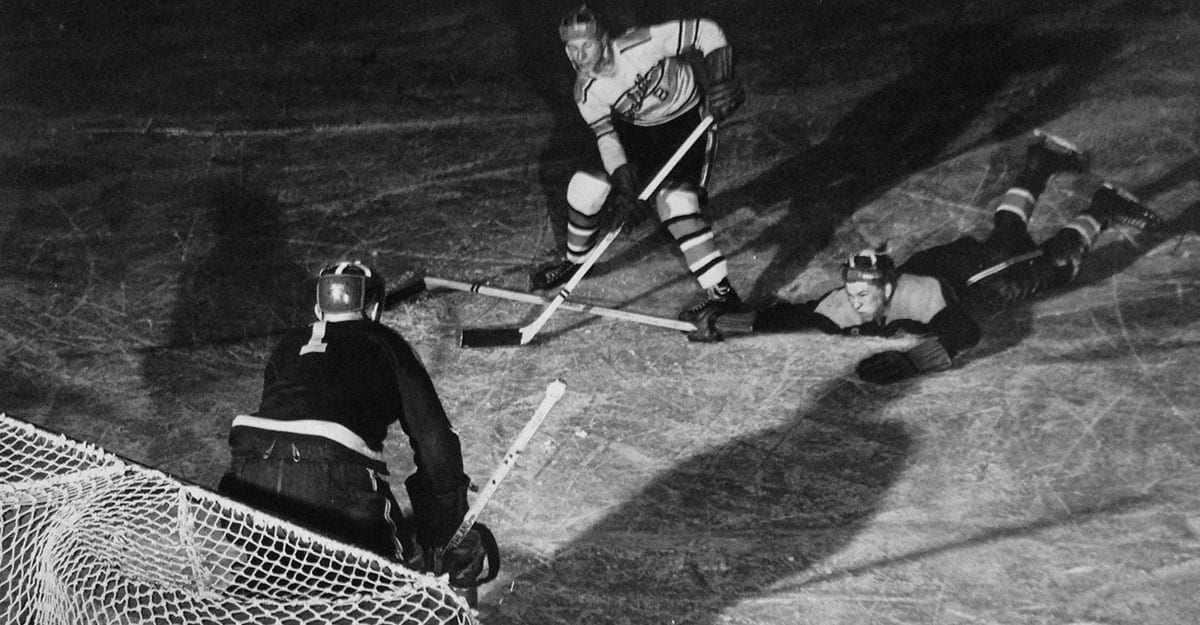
left=0, top=413, right=475, bottom=625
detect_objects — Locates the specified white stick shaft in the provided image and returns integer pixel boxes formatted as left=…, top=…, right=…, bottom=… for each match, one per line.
left=965, top=250, right=1044, bottom=286
left=517, top=115, right=716, bottom=345
left=426, top=277, right=697, bottom=331
left=446, top=379, right=566, bottom=549
left=636, top=115, right=715, bottom=202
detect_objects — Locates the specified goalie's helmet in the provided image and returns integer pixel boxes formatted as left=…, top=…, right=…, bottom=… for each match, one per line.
left=559, top=4, right=605, bottom=42
left=316, top=260, right=385, bottom=319
left=841, top=246, right=896, bottom=285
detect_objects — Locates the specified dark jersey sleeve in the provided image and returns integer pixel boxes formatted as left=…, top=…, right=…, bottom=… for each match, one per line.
left=752, top=294, right=844, bottom=334
left=377, top=329, right=466, bottom=497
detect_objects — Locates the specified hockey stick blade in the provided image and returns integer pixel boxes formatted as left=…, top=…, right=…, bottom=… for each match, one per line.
left=458, top=116, right=715, bottom=349
left=459, top=327, right=523, bottom=348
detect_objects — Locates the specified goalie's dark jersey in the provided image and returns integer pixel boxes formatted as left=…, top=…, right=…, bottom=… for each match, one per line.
left=250, top=319, right=464, bottom=494
left=755, top=272, right=981, bottom=357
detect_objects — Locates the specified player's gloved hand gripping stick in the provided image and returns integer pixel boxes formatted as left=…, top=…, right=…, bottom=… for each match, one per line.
left=459, top=115, right=716, bottom=348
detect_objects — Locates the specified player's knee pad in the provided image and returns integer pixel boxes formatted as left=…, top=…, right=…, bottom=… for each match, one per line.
left=655, top=185, right=701, bottom=221
left=566, top=170, right=611, bottom=217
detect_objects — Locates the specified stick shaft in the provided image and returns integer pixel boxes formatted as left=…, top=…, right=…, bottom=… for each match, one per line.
left=426, top=277, right=696, bottom=331
left=446, top=379, right=567, bottom=549
left=965, top=250, right=1044, bottom=286
left=517, top=115, right=716, bottom=344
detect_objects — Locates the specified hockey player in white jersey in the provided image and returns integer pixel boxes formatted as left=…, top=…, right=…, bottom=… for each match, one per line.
left=530, top=5, right=747, bottom=326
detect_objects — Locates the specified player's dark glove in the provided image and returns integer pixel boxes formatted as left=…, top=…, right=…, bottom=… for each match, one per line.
left=703, top=46, right=745, bottom=123
left=856, top=339, right=952, bottom=384
left=705, top=81, right=745, bottom=123
left=428, top=523, right=500, bottom=589
left=856, top=350, right=919, bottom=384
left=600, top=164, right=646, bottom=229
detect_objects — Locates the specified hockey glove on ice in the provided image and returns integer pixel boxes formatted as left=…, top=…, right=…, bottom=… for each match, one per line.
left=856, top=339, right=952, bottom=384
left=600, top=164, right=646, bottom=228
left=703, top=46, right=745, bottom=123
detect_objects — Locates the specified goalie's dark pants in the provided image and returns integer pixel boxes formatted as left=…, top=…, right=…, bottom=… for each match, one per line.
left=218, top=428, right=415, bottom=563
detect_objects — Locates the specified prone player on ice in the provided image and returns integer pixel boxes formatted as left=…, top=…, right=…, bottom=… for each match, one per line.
left=691, top=131, right=1163, bottom=384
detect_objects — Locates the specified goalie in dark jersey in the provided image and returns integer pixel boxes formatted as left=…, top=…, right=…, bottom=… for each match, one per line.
left=695, top=132, right=1163, bottom=384
left=530, top=5, right=747, bottom=323
left=218, top=260, right=491, bottom=596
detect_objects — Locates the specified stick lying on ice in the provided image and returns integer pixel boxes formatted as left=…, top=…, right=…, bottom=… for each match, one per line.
left=424, top=277, right=696, bottom=344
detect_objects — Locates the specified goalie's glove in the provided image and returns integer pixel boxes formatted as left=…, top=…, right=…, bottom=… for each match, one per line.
left=600, top=164, right=647, bottom=229
left=703, top=46, right=745, bottom=123
left=428, top=523, right=501, bottom=589
left=856, top=339, right=952, bottom=384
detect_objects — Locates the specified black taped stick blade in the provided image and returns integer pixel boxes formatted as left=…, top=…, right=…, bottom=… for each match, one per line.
left=459, top=327, right=523, bottom=348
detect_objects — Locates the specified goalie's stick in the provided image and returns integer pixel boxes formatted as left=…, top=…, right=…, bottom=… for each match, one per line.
left=459, top=115, right=716, bottom=348
left=446, top=378, right=567, bottom=550
left=425, top=276, right=696, bottom=333
left=965, top=250, right=1044, bottom=286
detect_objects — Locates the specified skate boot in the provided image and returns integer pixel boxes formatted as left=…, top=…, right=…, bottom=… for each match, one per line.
left=1087, top=183, right=1163, bottom=231
left=529, top=259, right=580, bottom=291
left=679, top=279, right=744, bottom=326
left=1028, top=129, right=1091, bottom=175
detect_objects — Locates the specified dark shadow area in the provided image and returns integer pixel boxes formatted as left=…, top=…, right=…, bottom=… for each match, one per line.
left=139, top=181, right=310, bottom=400
left=489, top=376, right=912, bottom=624
left=499, top=0, right=588, bottom=263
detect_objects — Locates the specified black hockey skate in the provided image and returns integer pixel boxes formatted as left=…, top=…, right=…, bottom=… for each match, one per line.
left=679, top=279, right=744, bottom=335
left=1088, top=183, right=1163, bottom=231
left=529, top=259, right=580, bottom=291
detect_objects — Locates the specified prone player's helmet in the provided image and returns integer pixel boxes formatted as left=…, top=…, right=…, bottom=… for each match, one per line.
left=841, top=246, right=897, bottom=286
left=316, top=260, right=385, bottom=320
left=558, top=4, right=605, bottom=42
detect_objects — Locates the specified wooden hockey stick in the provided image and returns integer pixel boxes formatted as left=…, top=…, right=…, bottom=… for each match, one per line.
left=426, top=276, right=697, bottom=333
left=965, top=250, right=1044, bottom=286
left=460, top=114, right=715, bottom=348
left=445, top=378, right=567, bottom=550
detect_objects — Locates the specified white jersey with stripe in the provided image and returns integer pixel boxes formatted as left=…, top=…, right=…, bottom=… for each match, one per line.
left=574, top=18, right=729, bottom=173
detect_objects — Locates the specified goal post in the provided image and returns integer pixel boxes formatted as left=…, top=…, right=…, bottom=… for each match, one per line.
left=0, top=413, right=475, bottom=625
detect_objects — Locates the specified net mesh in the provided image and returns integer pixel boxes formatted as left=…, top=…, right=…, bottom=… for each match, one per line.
left=0, top=413, right=475, bottom=625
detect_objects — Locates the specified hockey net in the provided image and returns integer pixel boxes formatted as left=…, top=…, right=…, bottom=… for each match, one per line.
left=0, top=413, right=475, bottom=625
